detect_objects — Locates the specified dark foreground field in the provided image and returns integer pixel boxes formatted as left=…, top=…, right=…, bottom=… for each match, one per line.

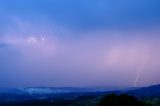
left=0, top=94, right=159, bottom=106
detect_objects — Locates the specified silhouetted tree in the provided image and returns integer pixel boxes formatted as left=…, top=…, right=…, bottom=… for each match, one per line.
left=98, top=93, right=151, bottom=106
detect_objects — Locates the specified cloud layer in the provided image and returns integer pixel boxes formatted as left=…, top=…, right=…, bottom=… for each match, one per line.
left=0, top=0, right=160, bottom=87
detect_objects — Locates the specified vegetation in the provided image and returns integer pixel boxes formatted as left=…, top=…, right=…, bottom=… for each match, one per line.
left=143, top=97, right=160, bottom=106
left=98, top=93, right=151, bottom=106
left=1, top=93, right=160, bottom=106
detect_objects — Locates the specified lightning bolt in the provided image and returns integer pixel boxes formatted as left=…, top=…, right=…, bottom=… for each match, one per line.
left=134, top=58, right=147, bottom=87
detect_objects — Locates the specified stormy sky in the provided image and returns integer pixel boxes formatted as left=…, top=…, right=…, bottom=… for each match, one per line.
left=0, top=0, right=160, bottom=87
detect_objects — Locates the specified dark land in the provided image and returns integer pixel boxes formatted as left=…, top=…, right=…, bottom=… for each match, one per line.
left=0, top=84, right=160, bottom=106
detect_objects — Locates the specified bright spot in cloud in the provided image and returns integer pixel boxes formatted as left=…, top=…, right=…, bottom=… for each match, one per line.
left=27, top=37, right=38, bottom=43
left=41, top=36, right=46, bottom=41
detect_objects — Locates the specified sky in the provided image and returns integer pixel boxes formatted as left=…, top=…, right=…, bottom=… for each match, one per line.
left=0, top=0, right=160, bottom=87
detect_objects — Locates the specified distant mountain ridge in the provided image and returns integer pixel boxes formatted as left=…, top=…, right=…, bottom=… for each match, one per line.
left=0, top=86, right=128, bottom=95
left=126, top=84, right=160, bottom=97
left=0, top=84, right=159, bottom=102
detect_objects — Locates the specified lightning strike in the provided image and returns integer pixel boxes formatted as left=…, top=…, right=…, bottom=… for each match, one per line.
left=134, top=58, right=148, bottom=87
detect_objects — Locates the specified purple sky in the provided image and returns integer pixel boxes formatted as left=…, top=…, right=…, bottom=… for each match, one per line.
left=0, top=0, right=160, bottom=87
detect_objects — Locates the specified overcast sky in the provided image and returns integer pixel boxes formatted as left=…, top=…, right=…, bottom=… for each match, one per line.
left=0, top=0, right=160, bottom=87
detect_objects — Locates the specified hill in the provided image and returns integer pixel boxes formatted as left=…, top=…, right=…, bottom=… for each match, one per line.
left=126, top=84, right=160, bottom=98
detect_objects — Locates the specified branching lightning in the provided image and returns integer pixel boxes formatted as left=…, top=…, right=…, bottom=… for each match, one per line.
left=134, top=58, right=147, bottom=87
